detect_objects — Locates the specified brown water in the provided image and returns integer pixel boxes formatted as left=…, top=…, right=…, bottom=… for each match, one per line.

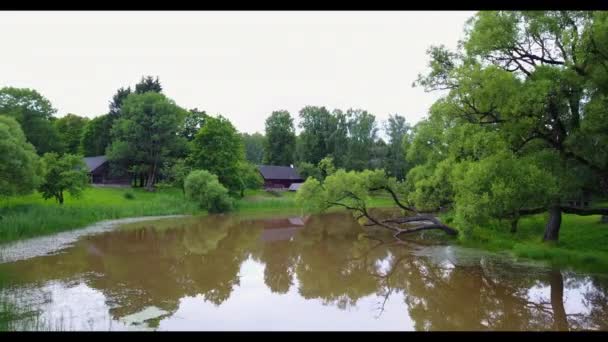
left=0, top=212, right=607, bottom=331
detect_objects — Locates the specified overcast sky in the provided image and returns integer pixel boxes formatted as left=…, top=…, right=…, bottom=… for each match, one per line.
left=0, top=11, right=475, bottom=134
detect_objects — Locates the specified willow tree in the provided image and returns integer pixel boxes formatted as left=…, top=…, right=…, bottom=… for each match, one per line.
left=296, top=169, right=459, bottom=239
left=413, top=11, right=608, bottom=242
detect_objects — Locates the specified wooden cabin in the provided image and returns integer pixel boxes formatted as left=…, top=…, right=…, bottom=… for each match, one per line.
left=257, top=165, right=304, bottom=190
left=83, top=156, right=130, bottom=185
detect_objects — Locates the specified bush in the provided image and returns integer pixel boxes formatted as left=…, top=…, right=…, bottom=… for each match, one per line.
left=184, top=170, right=233, bottom=213
left=123, top=191, right=135, bottom=200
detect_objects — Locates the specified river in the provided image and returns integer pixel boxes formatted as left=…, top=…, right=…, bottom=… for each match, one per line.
left=0, top=212, right=606, bottom=331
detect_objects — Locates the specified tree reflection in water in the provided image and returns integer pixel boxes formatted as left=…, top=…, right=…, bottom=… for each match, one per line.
left=0, top=212, right=607, bottom=331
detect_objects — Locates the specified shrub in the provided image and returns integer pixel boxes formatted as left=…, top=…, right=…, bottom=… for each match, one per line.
left=123, top=191, right=135, bottom=200
left=184, top=170, right=233, bottom=213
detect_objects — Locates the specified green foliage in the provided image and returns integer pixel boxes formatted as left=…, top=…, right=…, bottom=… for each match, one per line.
left=161, top=159, right=192, bottom=192
left=411, top=11, right=608, bottom=242
left=242, top=132, right=265, bottom=164
left=38, top=153, right=89, bottom=205
left=108, top=87, right=132, bottom=119
left=180, top=108, right=208, bottom=142
left=0, top=87, right=63, bottom=154
left=184, top=170, right=233, bottom=213
left=0, top=115, right=41, bottom=198
left=189, top=115, right=246, bottom=194
left=451, top=151, right=559, bottom=234
left=344, top=109, right=378, bottom=170
left=80, top=114, right=113, bottom=156
left=264, top=110, right=296, bottom=165
left=123, top=191, right=135, bottom=200
left=107, top=92, right=188, bottom=190
left=317, top=156, right=336, bottom=179
left=296, top=156, right=335, bottom=181
left=134, top=75, right=163, bottom=94
left=296, top=162, right=321, bottom=181
left=54, top=114, right=89, bottom=154
left=298, top=106, right=337, bottom=165
left=238, top=162, right=264, bottom=191
left=296, top=168, right=392, bottom=214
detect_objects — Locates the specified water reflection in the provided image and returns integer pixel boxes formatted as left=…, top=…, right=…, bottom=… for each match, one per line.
left=0, top=212, right=607, bottom=331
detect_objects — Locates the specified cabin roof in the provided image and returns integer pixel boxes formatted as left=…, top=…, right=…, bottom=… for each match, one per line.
left=257, top=165, right=302, bottom=181
left=83, top=155, right=107, bottom=172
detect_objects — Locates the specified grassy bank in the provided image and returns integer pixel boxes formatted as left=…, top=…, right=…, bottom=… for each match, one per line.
left=454, top=212, right=608, bottom=273
left=0, top=187, right=200, bottom=243
left=0, top=187, right=394, bottom=244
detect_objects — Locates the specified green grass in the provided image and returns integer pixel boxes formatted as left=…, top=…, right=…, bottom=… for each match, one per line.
left=0, top=187, right=398, bottom=244
left=0, top=187, right=200, bottom=243
left=457, top=212, right=608, bottom=273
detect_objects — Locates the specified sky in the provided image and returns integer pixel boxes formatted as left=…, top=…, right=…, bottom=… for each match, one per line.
left=0, top=11, right=475, bottom=134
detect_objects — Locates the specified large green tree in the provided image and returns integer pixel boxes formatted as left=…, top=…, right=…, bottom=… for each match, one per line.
left=298, top=106, right=337, bottom=165
left=344, top=109, right=378, bottom=171
left=384, top=114, right=412, bottom=180
left=264, top=110, right=296, bottom=166
left=80, top=114, right=113, bottom=156
left=0, top=87, right=63, bottom=154
left=107, top=92, right=188, bottom=191
left=54, top=114, right=89, bottom=154
left=242, top=132, right=265, bottom=164
left=180, top=108, right=208, bottom=142
left=412, top=11, right=608, bottom=241
left=189, top=115, right=247, bottom=195
left=0, top=115, right=41, bottom=199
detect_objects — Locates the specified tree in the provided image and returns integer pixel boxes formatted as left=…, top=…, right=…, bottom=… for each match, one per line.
left=180, top=108, right=208, bottom=142
left=238, top=162, right=264, bottom=194
left=384, top=114, right=412, bottom=180
left=189, top=115, right=247, bottom=195
left=298, top=106, right=337, bottom=165
left=108, top=87, right=132, bottom=119
left=264, top=110, right=296, bottom=166
left=413, top=11, right=608, bottom=242
left=135, top=76, right=163, bottom=94
left=184, top=170, right=233, bottom=213
left=0, top=115, right=41, bottom=199
left=0, top=87, right=64, bottom=154
left=107, top=92, right=188, bottom=191
left=296, top=161, right=321, bottom=181
left=54, top=114, right=89, bottom=154
left=344, top=109, right=378, bottom=171
left=370, top=138, right=389, bottom=170
left=242, top=132, right=265, bottom=164
left=80, top=114, right=113, bottom=156
left=296, top=168, right=458, bottom=237
left=38, top=153, right=88, bottom=205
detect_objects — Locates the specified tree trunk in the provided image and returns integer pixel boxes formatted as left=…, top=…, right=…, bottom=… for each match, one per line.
left=550, top=270, right=569, bottom=331
left=510, top=215, right=519, bottom=233
left=543, top=205, right=562, bottom=242
left=58, top=192, right=64, bottom=205
left=146, top=163, right=157, bottom=192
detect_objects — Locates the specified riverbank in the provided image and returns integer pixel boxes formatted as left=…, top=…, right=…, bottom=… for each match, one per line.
left=0, top=187, right=395, bottom=244
left=451, top=211, right=608, bottom=273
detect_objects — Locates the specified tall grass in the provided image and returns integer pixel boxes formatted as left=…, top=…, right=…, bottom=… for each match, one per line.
left=0, top=187, right=199, bottom=243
